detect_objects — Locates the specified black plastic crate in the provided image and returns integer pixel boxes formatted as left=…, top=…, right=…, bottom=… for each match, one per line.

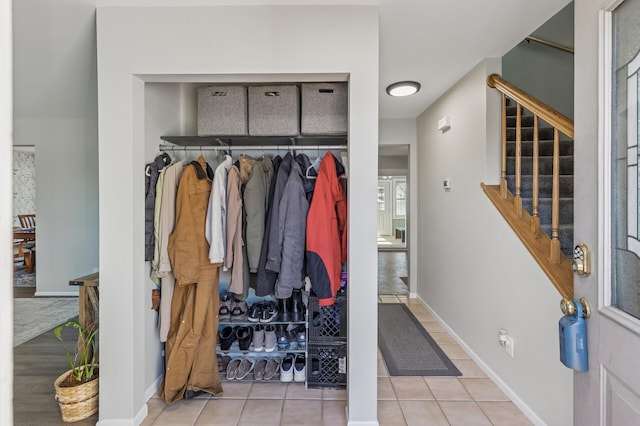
left=306, top=342, right=347, bottom=389
left=307, top=294, right=347, bottom=344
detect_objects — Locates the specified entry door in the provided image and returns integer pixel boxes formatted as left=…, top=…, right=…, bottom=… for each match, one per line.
left=378, top=180, right=392, bottom=236
left=575, top=2, right=640, bottom=423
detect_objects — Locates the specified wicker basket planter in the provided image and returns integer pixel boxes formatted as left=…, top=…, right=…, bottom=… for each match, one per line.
left=54, top=369, right=98, bottom=422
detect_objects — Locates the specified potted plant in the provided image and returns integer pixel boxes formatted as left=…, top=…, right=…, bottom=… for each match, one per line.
left=53, top=319, right=99, bottom=422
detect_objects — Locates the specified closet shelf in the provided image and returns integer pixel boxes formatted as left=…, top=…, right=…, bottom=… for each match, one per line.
left=160, top=135, right=347, bottom=148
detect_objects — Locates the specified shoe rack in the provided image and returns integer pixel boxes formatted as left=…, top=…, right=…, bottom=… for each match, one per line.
left=217, top=289, right=307, bottom=383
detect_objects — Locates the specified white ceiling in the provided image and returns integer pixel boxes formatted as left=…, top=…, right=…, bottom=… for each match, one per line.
left=13, top=0, right=571, bottom=121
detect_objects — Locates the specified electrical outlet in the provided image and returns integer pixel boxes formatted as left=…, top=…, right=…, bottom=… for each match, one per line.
left=504, top=335, right=515, bottom=357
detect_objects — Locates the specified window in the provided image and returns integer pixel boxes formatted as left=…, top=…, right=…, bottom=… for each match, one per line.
left=393, top=177, right=406, bottom=218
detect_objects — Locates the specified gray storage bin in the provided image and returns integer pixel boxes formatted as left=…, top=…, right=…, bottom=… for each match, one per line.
left=197, top=85, right=248, bottom=136
left=248, top=85, right=299, bottom=136
left=301, top=83, right=348, bottom=135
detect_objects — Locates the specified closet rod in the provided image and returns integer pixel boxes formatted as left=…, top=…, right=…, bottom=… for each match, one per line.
left=159, top=144, right=347, bottom=152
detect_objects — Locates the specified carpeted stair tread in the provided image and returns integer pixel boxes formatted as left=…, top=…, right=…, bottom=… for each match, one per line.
left=505, top=140, right=574, bottom=156
left=506, top=155, right=573, bottom=175
left=506, top=175, right=574, bottom=198
left=506, top=127, right=558, bottom=141
left=521, top=197, right=574, bottom=223
left=540, top=224, right=574, bottom=257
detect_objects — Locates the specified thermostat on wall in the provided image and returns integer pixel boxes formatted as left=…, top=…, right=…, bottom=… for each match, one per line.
left=437, top=115, right=451, bottom=132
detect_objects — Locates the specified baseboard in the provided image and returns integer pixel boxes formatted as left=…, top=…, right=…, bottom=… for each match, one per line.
left=134, top=403, right=149, bottom=426
left=409, top=292, right=417, bottom=299
left=146, top=375, right=162, bottom=401
left=33, top=291, right=78, bottom=297
left=347, top=421, right=379, bottom=426
left=416, top=295, right=546, bottom=426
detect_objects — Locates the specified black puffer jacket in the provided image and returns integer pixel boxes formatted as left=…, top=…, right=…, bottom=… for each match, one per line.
left=145, top=153, right=171, bottom=261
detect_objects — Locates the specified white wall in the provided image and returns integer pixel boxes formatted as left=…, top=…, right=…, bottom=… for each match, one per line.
left=379, top=118, right=418, bottom=296
left=503, top=1, right=574, bottom=119
left=1, top=0, right=13, bottom=423
left=13, top=0, right=99, bottom=295
left=416, top=59, right=573, bottom=425
left=97, top=6, right=379, bottom=425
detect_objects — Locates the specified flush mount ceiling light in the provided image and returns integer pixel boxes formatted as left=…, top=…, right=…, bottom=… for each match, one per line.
left=386, top=81, right=421, bottom=97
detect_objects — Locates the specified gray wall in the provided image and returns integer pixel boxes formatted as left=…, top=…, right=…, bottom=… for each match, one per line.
left=416, top=58, right=573, bottom=425
left=13, top=0, right=99, bottom=294
left=503, top=1, right=574, bottom=119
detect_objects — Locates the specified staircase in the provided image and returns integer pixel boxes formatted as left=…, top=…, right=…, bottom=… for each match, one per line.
left=505, top=104, right=574, bottom=257
left=483, top=74, right=574, bottom=299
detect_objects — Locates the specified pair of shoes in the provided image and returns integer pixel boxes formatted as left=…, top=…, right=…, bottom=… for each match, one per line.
left=231, top=299, right=248, bottom=322
left=254, top=357, right=281, bottom=380
left=280, top=354, right=305, bottom=382
left=254, top=324, right=277, bottom=352
left=277, top=289, right=306, bottom=322
left=217, top=354, right=232, bottom=373
left=219, top=326, right=237, bottom=351
left=291, top=324, right=306, bottom=349
left=247, top=301, right=280, bottom=323
left=226, top=358, right=254, bottom=380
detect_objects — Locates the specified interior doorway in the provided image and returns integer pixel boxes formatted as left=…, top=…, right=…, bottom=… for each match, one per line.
left=12, top=145, right=36, bottom=297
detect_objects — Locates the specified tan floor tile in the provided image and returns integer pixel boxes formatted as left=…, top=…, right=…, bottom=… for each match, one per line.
left=396, top=295, right=408, bottom=303
left=322, top=387, right=347, bottom=400
left=237, top=399, right=283, bottom=426
left=420, top=320, right=445, bottom=333
left=378, top=400, right=407, bottom=426
left=141, top=398, right=166, bottom=425
left=399, top=400, right=448, bottom=425
left=425, top=378, right=471, bottom=400
left=248, top=381, right=288, bottom=399
left=151, top=399, right=208, bottom=426
left=378, top=347, right=383, bottom=359
left=439, top=344, right=470, bottom=360
left=391, top=377, right=434, bottom=400
left=285, top=382, right=323, bottom=399
left=380, top=295, right=401, bottom=303
left=323, top=400, right=347, bottom=426
left=378, top=358, right=389, bottom=377
left=439, top=401, right=491, bottom=425
left=460, top=378, right=509, bottom=401
left=378, top=377, right=397, bottom=400
left=477, top=401, right=533, bottom=425
left=280, top=399, right=322, bottom=425
left=195, top=399, right=245, bottom=425
left=219, top=381, right=253, bottom=399
left=453, top=359, right=487, bottom=378
left=430, top=332, right=457, bottom=346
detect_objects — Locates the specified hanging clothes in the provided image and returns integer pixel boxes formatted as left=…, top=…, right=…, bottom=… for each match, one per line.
left=150, top=167, right=166, bottom=285
left=295, top=153, right=316, bottom=201
left=162, top=155, right=222, bottom=403
left=244, top=156, right=274, bottom=272
left=145, top=152, right=171, bottom=261
left=224, top=164, right=248, bottom=297
left=306, top=152, right=348, bottom=306
left=156, top=160, right=184, bottom=342
left=254, top=155, right=282, bottom=296
left=274, top=159, right=309, bottom=299
left=205, top=155, right=233, bottom=264
left=256, top=153, right=292, bottom=296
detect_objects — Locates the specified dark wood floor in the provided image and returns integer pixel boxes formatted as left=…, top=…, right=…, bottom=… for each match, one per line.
left=13, top=287, right=36, bottom=298
left=13, top=303, right=98, bottom=425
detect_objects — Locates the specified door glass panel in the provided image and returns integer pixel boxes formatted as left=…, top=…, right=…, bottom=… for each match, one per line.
left=612, top=0, right=640, bottom=319
left=378, top=186, right=385, bottom=211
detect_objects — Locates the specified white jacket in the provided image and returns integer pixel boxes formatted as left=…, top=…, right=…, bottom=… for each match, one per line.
left=206, top=155, right=233, bottom=264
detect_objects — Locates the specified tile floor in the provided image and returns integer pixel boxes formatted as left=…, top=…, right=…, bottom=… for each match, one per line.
left=142, top=295, right=532, bottom=425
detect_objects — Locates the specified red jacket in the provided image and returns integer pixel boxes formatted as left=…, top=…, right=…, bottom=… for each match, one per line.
left=306, top=152, right=347, bottom=306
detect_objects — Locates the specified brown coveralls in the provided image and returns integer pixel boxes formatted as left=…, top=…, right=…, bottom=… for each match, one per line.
left=162, top=155, right=223, bottom=404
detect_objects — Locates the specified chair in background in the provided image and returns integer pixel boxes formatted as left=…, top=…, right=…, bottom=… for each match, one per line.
left=18, top=214, right=36, bottom=229
left=13, top=240, right=34, bottom=273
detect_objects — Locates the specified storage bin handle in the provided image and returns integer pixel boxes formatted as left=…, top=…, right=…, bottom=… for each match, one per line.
left=211, top=91, right=227, bottom=97
left=319, top=89, right=334, bottom=94
left=264, top=91, right=281, bottom=97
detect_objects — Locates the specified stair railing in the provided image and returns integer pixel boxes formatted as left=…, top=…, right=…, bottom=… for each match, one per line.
left=487, top=73, right=574, bottom=265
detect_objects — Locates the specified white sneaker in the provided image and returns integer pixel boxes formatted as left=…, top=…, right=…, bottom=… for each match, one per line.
left=293, top=354, right=306, bottom=382
left=280, top=354, right=295, bottom=382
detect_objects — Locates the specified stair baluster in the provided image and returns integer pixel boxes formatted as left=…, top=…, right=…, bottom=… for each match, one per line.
left=550, top=128, right=561, bottom=264
left=500, top=93, right=508, bottom=199
left=514, top=104, right=523, bottom=217
left=531, top=115, right=540, bottom=238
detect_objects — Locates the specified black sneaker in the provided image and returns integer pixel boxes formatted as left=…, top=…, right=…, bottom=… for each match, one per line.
left=231, top=300, right=248, bottom=322
left=247, top=302, right=262, bottom=323
left=260, top=301, right=279, bottom=323
left=276, top=324, right=290, bottom=350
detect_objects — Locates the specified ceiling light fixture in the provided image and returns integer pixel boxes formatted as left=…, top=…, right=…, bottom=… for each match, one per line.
left=386, top=81, right=421, bottom=97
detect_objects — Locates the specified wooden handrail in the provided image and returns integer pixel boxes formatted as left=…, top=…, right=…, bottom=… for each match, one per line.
left=487, top=74, right=574, bottom=138
left=525, top=36, right=574, bottom=55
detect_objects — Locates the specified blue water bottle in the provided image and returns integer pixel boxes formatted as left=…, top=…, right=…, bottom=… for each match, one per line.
left=559, top=299, right=588, bottom=371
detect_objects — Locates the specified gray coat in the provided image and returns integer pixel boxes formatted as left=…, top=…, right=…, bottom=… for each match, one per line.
left=243, top=156, right=274, bottom=272
left=274, top=160, right=309, bottom=299
left=265, top=153, right=293, bottom=274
